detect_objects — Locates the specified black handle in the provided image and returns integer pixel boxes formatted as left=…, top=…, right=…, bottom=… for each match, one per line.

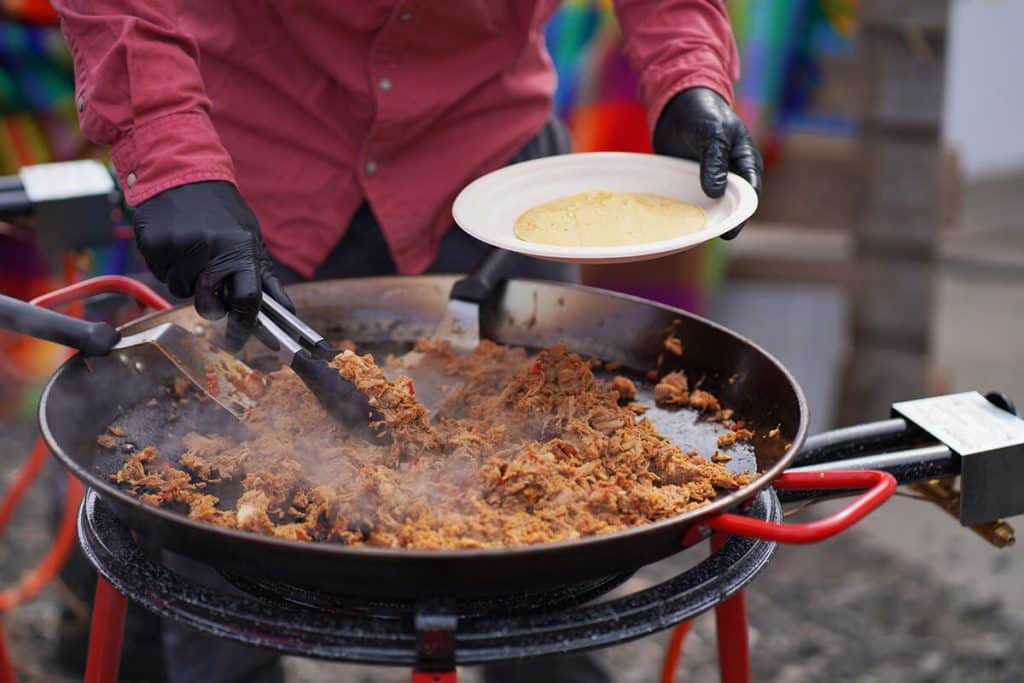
left=792, top=418, right=929, bottom=468
left=449, top=248, right=520, bottom=304
left=0, top=294, right=120, bottom=356
left=289, top=350, right=381, bottom=429
left=780, top=444, right=958, bottom=502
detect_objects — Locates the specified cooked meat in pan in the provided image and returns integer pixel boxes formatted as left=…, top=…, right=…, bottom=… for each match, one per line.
left=109, top=340, right=753, bottom=549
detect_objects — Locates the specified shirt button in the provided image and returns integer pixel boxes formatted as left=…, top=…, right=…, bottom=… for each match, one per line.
left=399, top=11, right=412, bottom=21
left=364, top=160, right=379, bottom=175
left=76, top=95, right=85, bottom=112
left=378, top=77, right=393, bottom=92
left=126, top=172, right=137, bottom=187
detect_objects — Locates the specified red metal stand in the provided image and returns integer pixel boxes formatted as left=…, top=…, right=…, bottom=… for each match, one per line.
left=659, top=620, right=693, bottom=683
left=411, top=673, right=459, bottom=683
left=712, top=534, right=750, bottom=683
left=658, top=536, right=753, bottom=683
left=29, top=275, right=171, bottom=312
left=664, top=472, right=897, bottom=683
left=84, top=578, right=129, bottom=683
left=0, top=620, right=16, bottom=683
left=715, top=590, right=750, bottom=683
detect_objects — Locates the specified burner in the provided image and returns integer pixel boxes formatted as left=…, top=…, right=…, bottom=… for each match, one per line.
left=222, top=572, right=633, bottom=619
left=78, top=489, right=779, bottom=666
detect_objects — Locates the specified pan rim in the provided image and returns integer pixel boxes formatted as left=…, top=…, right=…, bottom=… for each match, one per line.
left=38, top=276, right=808, bottom=561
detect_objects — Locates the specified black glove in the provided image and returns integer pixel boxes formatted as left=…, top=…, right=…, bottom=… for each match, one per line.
left=133, top=180, right=293, bottom=349
left=653, top=87, right=763, bottom=239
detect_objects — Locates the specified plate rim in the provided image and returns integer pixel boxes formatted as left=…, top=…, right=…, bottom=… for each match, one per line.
left=452, top=151, right=758, bottom=263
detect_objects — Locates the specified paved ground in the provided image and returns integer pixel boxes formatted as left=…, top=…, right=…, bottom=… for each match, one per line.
left=2, top=173, right=1023, bottom=681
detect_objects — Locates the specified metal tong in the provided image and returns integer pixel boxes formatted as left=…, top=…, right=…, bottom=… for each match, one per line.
left=255, top=294, right=377, bottom=427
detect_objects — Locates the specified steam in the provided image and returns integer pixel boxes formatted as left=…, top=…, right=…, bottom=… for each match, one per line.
left=102, top=338, right=748, bottom=549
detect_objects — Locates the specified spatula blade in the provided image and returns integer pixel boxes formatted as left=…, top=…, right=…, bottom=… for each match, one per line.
left=117, top=323, right=262, bottom=419
left=433, top=298, right=479, bottom=353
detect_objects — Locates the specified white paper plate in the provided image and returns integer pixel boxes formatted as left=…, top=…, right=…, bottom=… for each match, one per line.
left=452, top=152, right=758, bottom=264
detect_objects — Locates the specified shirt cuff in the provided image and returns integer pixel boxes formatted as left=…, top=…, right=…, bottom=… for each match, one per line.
left=642, top=48, right=736, bottom=138
left=110, top=111, right=236, bottom=206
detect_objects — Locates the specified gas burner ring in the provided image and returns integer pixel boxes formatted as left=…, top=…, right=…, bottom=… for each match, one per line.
left=220, top=571, right=634, bottom=619
left=78, top=488, right=779, bottom=666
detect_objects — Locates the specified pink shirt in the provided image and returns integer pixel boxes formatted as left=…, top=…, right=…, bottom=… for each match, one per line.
left=53, top=1, right=738, bottom=277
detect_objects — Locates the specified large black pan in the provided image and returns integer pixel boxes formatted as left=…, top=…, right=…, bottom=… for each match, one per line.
left=39, top=275, right=807, bottom=599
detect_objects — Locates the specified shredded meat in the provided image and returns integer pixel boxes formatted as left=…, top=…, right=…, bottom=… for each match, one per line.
left=717, top=427, right=754, bottom=448
left=653, top=371, right=689, bottom=405
left=664, top=336, right=684, bottom=356
left=109, top=340, right=753, bottom=549
left=688, top=389, right=721, bottom=414
left=329, top=350, right=440, bottom=461
left=611, top=376, right=637, bottom=401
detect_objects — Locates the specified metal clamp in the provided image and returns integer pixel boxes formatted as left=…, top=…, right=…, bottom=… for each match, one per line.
left=893, top=391, right=1024, bottom=525
left=414, top=608, right=457, bottom=678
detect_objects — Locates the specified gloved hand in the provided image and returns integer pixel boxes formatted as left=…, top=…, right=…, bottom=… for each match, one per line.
left=133, top=180, right=293, bottom=349
left=653, top=87, right=762, bottom=239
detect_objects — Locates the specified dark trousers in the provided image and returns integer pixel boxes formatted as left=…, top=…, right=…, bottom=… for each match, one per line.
left=158, top=114, right=608, bottom=683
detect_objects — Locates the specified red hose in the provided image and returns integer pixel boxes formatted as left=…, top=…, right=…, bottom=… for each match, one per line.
left=659, top=620, right=693, bottom=683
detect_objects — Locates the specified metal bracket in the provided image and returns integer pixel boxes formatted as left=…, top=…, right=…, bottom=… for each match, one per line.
left=414, top=607, right=457, bottom=677
left=892, top=392, right=1024, bottom=526
left=17, top=160, right=118, bottom=251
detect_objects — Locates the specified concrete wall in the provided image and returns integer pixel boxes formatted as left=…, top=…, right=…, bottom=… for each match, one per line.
left=944, top=0, right=1024, bottom=179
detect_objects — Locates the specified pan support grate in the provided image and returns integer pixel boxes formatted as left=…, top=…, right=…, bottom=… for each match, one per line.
left=78, top=488, right=779, bottom=678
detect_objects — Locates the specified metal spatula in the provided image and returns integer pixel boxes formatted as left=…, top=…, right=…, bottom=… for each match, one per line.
left=0, top=294, right=259, bottom=419
left=433, top=248, right=519, bottom=352
left=391, top=248, right=519, bottom=412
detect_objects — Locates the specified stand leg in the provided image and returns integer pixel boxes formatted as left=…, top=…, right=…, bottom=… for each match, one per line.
left=715, top=589, right=750, bottom=683
left=84, top=578, right=128, bottom=683
left=0, top=624, right=16, bottom=683
left=411, top=672, right=458, bottom=682
left=712, top=534, right=750, bottom=683
left=660, top=620, right=693, bottom=683
left=412, top=609, right=457, bottom=683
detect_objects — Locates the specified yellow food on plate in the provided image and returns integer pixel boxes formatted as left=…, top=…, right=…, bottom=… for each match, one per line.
left=514, top=190, right=706, bottom=247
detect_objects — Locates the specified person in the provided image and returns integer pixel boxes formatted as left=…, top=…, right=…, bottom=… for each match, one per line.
left=51, top=2, right=762, bottom=682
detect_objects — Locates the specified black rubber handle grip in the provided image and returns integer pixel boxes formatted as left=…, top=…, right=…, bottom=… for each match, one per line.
left=449, top=248, right=519, bottom=304
left=0, top=293, right=120, bottom=356
left=289, top=349, right=381, bottom=429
